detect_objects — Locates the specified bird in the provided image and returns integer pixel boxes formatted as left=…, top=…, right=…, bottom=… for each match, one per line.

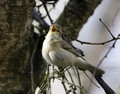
left=42, top=24, right=105, bottom=77
left=41, top=24, right=116, bottom=94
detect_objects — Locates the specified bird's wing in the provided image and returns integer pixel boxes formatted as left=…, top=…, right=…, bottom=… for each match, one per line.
left=59, top=39, right=81, bottom=57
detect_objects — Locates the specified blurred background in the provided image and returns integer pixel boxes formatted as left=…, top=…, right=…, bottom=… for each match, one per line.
left=0, top=0, right=120, bottom=94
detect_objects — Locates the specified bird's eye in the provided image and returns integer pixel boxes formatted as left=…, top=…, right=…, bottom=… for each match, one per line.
left=57, top=30, right=60, bottom=32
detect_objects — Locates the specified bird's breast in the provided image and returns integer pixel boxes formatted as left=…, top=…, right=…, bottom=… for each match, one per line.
left=42, top=39, right=54, bottom=64
left=42, top=39, right=76, bottom=67
left=49, top=48, right=76, bottom=67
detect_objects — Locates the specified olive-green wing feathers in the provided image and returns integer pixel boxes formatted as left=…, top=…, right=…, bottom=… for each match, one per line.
left=59, top=40, right=80, bottom=57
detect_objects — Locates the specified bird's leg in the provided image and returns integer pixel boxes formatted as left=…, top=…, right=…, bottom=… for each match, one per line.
left=58, top=66, right=65, bottom=78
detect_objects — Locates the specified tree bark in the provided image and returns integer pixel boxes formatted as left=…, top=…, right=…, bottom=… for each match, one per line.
left=0, top=0, right=35, bottom=93
left=56, top=0, right=101, bottom=41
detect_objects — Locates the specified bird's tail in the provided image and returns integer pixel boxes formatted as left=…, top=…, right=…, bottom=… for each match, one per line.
left=75, top=58, right=105, bottom=77
left=86, top=63, right=105, bottom=77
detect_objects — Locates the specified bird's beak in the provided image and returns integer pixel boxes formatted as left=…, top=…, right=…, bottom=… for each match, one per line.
left=51, top=25, right=56, bottom=32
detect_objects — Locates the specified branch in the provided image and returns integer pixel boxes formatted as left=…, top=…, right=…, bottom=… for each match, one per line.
left=75, top=68, right=83, bottom=94
left=75, top=38, right=120, bottom=45
left=30, top=35, right=40, bottom=93
left=33, top=8, right=50, bottom=29
left=93, top=35, right=119, bottom=94
left=99, top=18, right=115, bottom=39
left=41, top=0, right=53, bottom=24
left=95, top=76, right=115, bottom=94
left=75, top=18, right=120, bottom=45
left=37, top=65, right=50, bottom=94
left=66, top=68, right=77, bottom=93
left=83, top=71, right=99, bottom=88
left=97, top=35, right=119, bottom=67
left=50, top=76, right=81, bottom=89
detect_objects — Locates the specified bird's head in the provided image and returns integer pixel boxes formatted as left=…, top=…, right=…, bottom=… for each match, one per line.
left=47, top=24, right=62, bottom=40
left=50, top=24, right=62, bottom=34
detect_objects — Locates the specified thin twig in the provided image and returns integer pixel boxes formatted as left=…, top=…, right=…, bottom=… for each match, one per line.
left=75, top=68, right=82, bottom=94
left=41, top=0, right=53, bottom=24
left=66, top=68, right=77, bottom=93
left=97, top=35, right=119, bottom=67
left=67, top=68, right=75, bottom=85
left=64, top=67, right=72, bottom=72
left=30, top=35, right=40, bottom=93
left=47, top=65, right=51, bottom=94
left=99, top=18, right=115, bottom=39
left=59, top=68, right=70, bottom=93
left=83, top=71, right=99, bottom=88
left=61, top=81, right=68, bottom=93
left=38, top=82, right=48, bottom=94
left=75, top=28, right=120, bottom=45
left=75, top=19, right=120, bottom=45
left=87, top=19, right=116, bottom=94
left=75, top=37, right=120, bottom=45
left=38, top=65, right=50, bottom=94
left=52, top=65, right=55, bottom=82
left=50, top=76, right=81, bottom=89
